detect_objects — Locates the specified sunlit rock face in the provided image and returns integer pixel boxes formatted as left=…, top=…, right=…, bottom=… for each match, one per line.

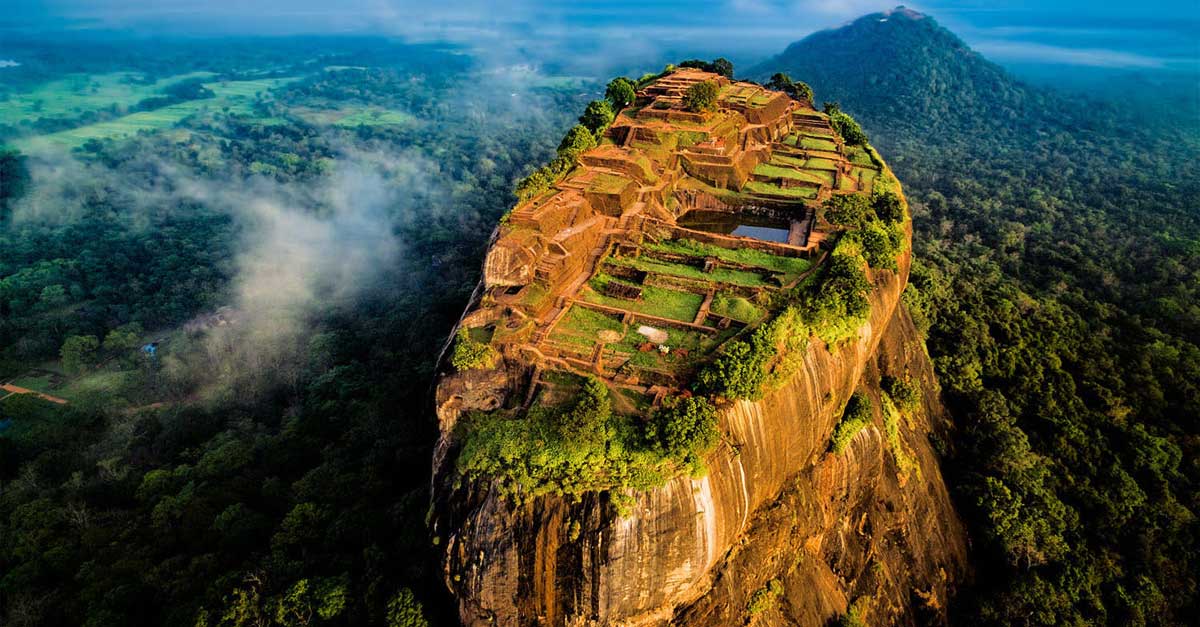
left=429, top=67, right=967, bottom=626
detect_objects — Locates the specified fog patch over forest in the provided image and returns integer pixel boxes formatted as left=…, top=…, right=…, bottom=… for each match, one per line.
left=12, top=141, right=450, bottom=399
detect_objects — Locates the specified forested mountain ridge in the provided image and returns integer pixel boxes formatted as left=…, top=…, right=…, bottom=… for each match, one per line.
left=751, top=7, right=1027, bottom=139
left=757, top=7, right=1199, bottom=626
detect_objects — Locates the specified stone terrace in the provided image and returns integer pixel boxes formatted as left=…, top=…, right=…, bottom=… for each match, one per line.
left=464, top=68, right=873, bottom=407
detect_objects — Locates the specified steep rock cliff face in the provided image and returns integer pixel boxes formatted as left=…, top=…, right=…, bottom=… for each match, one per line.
left=431, top=236, right=969, bottom=625
left=674, top=304, right=967, bottom=625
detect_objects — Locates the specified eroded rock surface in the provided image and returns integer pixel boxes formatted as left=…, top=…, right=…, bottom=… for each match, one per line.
left=429, top=67, right=967, bottom=625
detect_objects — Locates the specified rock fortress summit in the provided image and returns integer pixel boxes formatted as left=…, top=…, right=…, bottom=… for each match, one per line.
left=430, top=66, right=968, bottom=626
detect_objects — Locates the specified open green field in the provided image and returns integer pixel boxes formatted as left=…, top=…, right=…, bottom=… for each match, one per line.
left=4, top=366, right=133, bottom=405
left=0, top=71, right=217, bottom=124
left=11, top=76, right=302, bottom=151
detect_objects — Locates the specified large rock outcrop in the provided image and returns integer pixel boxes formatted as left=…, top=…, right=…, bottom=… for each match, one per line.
left=429, top=66, right=968, bottom=625
left=431, top=243, right=968, bottom=625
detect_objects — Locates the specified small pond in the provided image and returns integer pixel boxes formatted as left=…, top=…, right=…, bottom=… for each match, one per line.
left=678, top=210, right=793, bottom=243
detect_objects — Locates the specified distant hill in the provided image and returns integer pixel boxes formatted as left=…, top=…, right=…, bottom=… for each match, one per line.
left=748, top=6, right=1053, bottom=145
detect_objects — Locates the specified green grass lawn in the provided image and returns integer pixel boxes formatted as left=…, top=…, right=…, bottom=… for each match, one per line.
left=646, top=238, right=812, bottom=279
left=743, top=180, right=819, bottom=200
left=584, top=274, right=703, bottom=322
left=7, top=373, right=56, bottom=392
left=588, top=172, right=630, bottom=194
left=332, top=108, right=413, bottom=127
left=611, top=324, right=738, bottom=374
left=753, top=163, right=830, bottom=186
left=800, top=136, right=839, bottom=152
left=709, top=293, right=766, bottom=323
left=846, top=146, right=877, bottom=167
left=851, top=166, right=877, bottom=191
left=58, top=370, right=131, bottom=404
left=803, top=157, right=840, bottom=171
left=607, top=256, right=769, bottom=287
left=768, top=153, right=808, bottom=168
left=293, top=105, right=414, bottom=127
left=554, top=305, right=624, bottom=338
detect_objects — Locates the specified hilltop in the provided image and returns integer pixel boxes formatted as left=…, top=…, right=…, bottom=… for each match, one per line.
left=749, top=7, right=1045, bottom=143
left=430, top=65, right=966, bottom=626
left=760, top=7, right=1200, bottom=627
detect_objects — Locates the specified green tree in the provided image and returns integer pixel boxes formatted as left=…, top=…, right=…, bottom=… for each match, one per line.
left=696, top=338, right=771, bottom=400
left=450, top=328, right=497, bottom=371
left=557, top=124, right=597, bottom=160
left=791, top=80, right=814, bottom=103
left=683, top=81, right=720, bottom=113
left=37, top=284, right=69, bottom=310
left=578, top=100, right=615, bottom=134
left=60, top=335, right=100, bottom=374
left=273, top=576, right=348, bottom=625
left=767, top=72, right=793, bottom=91
left=871, top=190, right=904, bottom=223
left=650, top=396, right=719, bottom=460
left=103, top=322, right=144, bottom=360
left=0, top=148, right=28, bottom=219
left=767, top=72, right=813, bottom=103
left=823, top=102, right=868, bottom=145
left=831, top=393, right=872, bottom=453
left=385, top=588, right=429, bottom=627
left=711, top=57, right=734, bottom=78
left=605, top=77, right=637, bottom=110
left=822, top=193, right=872, bottom=227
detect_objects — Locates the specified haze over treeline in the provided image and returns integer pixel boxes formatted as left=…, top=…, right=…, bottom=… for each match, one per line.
left=0, top=2, right=1196, bottom=626
left=6, top=0, right=1199, bottom=80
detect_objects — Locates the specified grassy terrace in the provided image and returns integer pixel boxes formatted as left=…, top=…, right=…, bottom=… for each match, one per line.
left=606, top=255, right=769, bottom=287
left=849, top=166, right=878, bottom=191
left=710, top=293, right=766, bottom=322
left=743, top=180, right=819, bottom=199
left=800, top=136, right=839, bottom=151
left=803, top=157, right=840, bottom=171
left=645, top=238, right=812, bottom=280
left=546, top=304, right=737, bottom=375
left=847, top=146, right=877, bottom=167
left=588, top=172, right=631, bottom=194
left=753, top=162, right=830, bottom=186
left=583, top=274, right=704, bottom=322
left=549, top=307, right=624, bottom=349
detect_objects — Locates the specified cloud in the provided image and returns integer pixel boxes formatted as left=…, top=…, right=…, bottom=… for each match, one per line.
left=166, top=148, right=440, bottom=396
left=11, top=139, right=443, bottom=397
left=972, top=39, right=1167, bottom=68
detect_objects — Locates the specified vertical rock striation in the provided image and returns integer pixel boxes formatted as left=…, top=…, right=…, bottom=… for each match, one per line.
left=432, top=234, right=968, bottom=625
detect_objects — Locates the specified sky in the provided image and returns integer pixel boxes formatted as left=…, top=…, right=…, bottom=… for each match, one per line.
left=5, top=0, right=1200, bottom=74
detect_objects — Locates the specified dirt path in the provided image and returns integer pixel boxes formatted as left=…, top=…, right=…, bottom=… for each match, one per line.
left=0, top=383, right=70, bottom=405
